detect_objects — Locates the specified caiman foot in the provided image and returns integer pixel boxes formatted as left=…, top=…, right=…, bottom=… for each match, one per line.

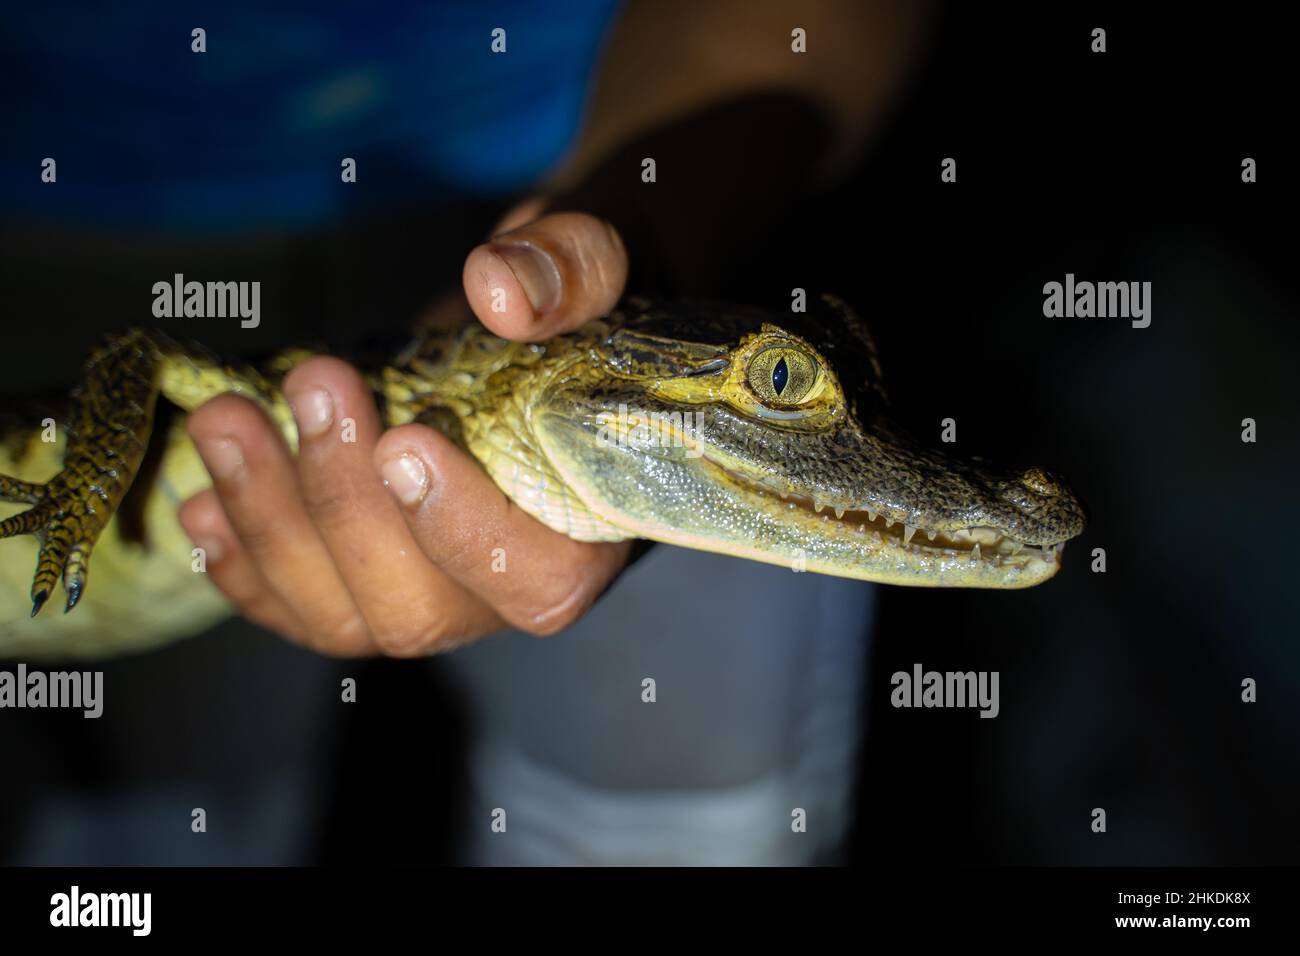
left=0, top=330, right=161, bottom=616
left=0, top=456, right=144, bottom=615
left=0, top=475, right=92, bottom=615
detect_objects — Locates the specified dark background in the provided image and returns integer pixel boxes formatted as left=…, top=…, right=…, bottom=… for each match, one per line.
left=1, top=3, right=1297, bottom=865
left=833, top=6, right=1299, bottom=865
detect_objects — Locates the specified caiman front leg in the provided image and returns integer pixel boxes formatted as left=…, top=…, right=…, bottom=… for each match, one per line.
left=0, top=329, right=298, bottom=617
left=0, top=330, right=163, bottom=615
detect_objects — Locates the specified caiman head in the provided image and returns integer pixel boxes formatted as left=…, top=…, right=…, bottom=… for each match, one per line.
left=515, top=295, right=1087, bottom=588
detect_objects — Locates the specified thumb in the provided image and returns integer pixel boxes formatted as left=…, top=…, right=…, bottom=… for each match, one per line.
left=462, top=211, right=628, bottom=342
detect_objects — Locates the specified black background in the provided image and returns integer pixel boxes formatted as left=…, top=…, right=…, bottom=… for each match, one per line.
left=833, top=5, right=1298, bottom=866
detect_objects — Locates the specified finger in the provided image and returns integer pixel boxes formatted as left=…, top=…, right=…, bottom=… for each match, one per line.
left=282, top=358, right=503, bottom=655
left=374, top=424, right=632, bottom=636
left=187, top=393, right=375, bottom=656
left=177, top=489, right=311, bottom=647
left=490, top=197, right=548, bottom=236
left=462, top=211, right=628, bottom=341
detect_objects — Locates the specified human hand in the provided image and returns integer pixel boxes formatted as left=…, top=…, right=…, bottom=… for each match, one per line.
left=178, top=204, right=633, bottom=656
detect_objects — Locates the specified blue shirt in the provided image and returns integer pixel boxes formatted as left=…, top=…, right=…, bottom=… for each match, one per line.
left=2, top=1, right=623, bottom=231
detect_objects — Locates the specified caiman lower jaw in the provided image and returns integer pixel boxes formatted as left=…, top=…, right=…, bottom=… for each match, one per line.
left=772, top=489, right=1063, bottom=566
left=708, top=458, right=1067, bottom=570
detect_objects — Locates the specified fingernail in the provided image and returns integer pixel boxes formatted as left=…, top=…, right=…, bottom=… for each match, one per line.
left=381, top=454, right=428, bottom=507
left=489, top=240, right=562, bottom=314
left=201, top=438, right=245, bottom=481
left=193, top=536, right=224, bottom=564
left=289, top=388, right=333, bottom=439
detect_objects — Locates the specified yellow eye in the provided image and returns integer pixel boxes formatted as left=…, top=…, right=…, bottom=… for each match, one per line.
left=747, top=346, right=819, bottom=405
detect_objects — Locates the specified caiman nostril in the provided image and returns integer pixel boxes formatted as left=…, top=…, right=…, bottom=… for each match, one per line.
left=1020, top=467, right=1060, bottom=496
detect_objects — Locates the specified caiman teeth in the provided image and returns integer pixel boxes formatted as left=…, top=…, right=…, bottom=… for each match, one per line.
left=780, top=494, right=1058, bottom=566
left=704, top=457, right=1062, bottom=567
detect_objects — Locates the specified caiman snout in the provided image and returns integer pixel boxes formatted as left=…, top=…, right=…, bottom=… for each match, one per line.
left=985, top=464, right=1087, bottom=549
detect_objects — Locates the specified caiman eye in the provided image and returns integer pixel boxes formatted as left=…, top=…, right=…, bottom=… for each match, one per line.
left=747, top=346, right=818, bottom=405
left=772, top=357, right=788, bottom=394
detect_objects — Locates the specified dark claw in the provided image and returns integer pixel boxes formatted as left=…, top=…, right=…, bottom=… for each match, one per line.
left=64, top=580, right=83, bottom=613
left=31, top=589, right=49, bottom=618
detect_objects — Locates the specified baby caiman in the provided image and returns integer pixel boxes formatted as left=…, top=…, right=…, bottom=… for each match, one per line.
left=0, top=295, right=1085, bottom=659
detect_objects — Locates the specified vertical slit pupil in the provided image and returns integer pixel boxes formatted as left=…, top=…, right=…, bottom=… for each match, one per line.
left=772, top=357, right=789, bottom=395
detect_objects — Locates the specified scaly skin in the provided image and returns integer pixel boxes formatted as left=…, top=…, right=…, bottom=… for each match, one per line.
left=0, top=296, right=1085, bottom=659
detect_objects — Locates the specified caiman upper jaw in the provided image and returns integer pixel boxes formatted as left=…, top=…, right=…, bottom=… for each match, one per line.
left=706, top=456, right=1080, bottom=571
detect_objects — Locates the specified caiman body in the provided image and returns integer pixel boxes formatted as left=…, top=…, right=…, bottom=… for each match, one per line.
left=0, top=296, right=1085, bottom=659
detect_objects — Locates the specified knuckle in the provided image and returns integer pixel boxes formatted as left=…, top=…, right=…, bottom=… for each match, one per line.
left=314, top=610, right=372, bottom=654
left=420, top=522, right=480, bottom=574
left=516, top=575, right=592, bottom=637
left=371, top=616, right=452, bottom=657
left=177, top=489, right=221, bottom=528
left=221, top=583, right=266, bottom=618
left=299, top=482, right=355, bottom=531
left=232, top=593, right=295, bottom=639
left=231, top=520, right=282, bottom=557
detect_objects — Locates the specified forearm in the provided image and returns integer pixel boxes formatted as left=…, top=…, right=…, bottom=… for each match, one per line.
left=542, top=0, right=933, bottom=288
left=559, top=0, right=933, bottom=187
